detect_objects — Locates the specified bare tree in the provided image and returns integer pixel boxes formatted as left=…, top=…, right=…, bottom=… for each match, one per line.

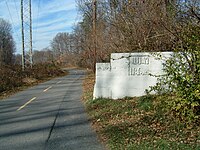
left=0, top=18, right=15, bottom=65
left=50, top=32, right=80, bottom=66
left=51, top=32, right=72, bottom=58
left=74, top=0, right=114, bottom=69
left=72, top=0, right=199, bottom=69
left=33, top=48, right=53, bottom=64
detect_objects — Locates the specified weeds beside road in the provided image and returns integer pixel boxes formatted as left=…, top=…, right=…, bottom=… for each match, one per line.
left=82, top=74, right=200, bottom=150
left=0, top=63, right=67, bottom=99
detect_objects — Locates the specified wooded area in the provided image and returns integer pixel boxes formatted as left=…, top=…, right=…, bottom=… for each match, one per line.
left=1, top=0, right=199, bottom=68
left=50, top=0, right=200, bottom=69
left=0, top=0, right=199, bottom=122
left=0, top=1, right=199, bottom=148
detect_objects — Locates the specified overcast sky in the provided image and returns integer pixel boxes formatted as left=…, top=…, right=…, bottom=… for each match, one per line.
left=0, top=0, right=80, bottom=54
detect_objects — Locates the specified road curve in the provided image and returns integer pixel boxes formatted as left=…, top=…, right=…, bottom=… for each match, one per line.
left=0, top=69, right=105, bottom=150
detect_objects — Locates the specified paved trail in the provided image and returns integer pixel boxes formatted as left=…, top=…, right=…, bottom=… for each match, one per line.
left=0, top=69, right=104, bottom=150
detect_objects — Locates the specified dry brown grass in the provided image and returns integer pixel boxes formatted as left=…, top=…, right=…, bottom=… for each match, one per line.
left=0, top=63, right=67, bottom=99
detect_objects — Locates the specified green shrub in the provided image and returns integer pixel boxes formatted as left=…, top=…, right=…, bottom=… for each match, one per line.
left=151, top=25, right=200, bottom=123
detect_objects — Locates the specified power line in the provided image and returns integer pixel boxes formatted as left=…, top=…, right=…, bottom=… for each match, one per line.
left=34, top=0, right=41, bottom=50
left=5, top=0, right=21, bottom=41
left=14, top=0, right=21, bottom=25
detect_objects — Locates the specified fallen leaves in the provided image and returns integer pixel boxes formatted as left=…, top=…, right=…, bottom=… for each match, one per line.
left=82, top=73, right=200, bottom=149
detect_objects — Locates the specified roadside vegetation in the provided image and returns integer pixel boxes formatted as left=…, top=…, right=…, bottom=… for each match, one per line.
left=0, top=63, right=66, bottom=98
left=0, top=17, right=67, bottom=98
left=0, top=0, right=199, bottom=148
left=81, top=1, right=199, bottom=149
left=83, top=74, right=200, bottom=150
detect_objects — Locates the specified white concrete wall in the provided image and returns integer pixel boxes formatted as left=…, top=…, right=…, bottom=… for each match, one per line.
left=93, top=52, right=173, bottom=99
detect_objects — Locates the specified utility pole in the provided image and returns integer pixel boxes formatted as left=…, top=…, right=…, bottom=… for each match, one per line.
left=21, top=0, right=33, bottom=70
left=92, top=0, right=97, bottom=73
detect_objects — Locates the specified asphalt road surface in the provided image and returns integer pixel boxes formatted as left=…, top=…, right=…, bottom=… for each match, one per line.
left=0, top=69, right=105, bottom=150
